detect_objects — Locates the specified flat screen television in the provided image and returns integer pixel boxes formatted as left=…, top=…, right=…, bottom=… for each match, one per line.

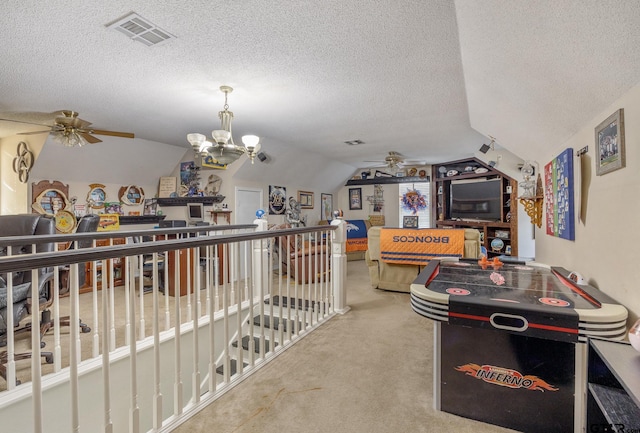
left=449, top=178, right=502, bottom=221
left=186, top=203, right=204, bottom=224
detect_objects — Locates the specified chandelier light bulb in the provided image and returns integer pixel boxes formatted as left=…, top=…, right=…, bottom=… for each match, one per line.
left=212, top=129, right=231, bottom=145
left=242, top=134, right=260, bottom=149
left=187, top=133, right=206, bottom=151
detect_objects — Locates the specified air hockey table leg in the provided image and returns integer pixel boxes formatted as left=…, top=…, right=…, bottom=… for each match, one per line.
left=574, top=342, right=587, bottom=433
left=433, top=321, right=441, bottom=411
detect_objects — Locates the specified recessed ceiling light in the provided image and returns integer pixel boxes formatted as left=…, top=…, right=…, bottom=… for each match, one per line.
left=344, top=140, right=365, bottom=146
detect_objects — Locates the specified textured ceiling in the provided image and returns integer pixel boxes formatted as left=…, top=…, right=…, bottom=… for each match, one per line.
left=1, top=0, right=640, bottom=169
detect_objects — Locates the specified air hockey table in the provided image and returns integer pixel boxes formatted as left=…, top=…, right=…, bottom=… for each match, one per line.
left=410, top=258, right=628, bottom=433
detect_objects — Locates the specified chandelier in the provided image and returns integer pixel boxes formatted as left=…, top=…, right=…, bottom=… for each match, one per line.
left=187, top=86, right=261, bottom=165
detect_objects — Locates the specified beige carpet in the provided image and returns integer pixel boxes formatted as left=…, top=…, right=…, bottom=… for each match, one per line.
left=173, top=260, right=516, bottom=433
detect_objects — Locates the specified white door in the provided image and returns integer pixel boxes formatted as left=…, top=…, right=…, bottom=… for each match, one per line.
left=235, top=187, right=263, bottom=224
left=235, top=187, right=264, bottom=280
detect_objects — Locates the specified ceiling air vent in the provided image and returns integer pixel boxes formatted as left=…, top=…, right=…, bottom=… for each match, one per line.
left=107, top=12, right=176, bottom=47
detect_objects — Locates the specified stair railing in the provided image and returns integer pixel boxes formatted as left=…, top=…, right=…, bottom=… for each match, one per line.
left=0, top=218, right=347, bottom=433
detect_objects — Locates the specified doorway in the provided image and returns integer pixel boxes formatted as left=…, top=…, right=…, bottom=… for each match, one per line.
left=235, top=187, right=264, bottom=280
left=235, top=187, right=263, bottom=224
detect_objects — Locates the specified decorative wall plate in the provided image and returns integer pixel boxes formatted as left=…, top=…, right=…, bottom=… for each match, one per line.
left=32, top=188, right=71, bottom=215
left=119, top=185, right=145, bottom=205
left=13, top=141, right=33, bottom=184
left=55, top=209, right=77, bottom=233
left=490, top=238, right=505, bottom=252
left=87, top=183, right=107, bottom=209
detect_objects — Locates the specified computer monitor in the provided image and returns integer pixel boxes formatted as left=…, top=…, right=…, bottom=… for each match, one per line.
left=186, top=203, right=204, bottom=225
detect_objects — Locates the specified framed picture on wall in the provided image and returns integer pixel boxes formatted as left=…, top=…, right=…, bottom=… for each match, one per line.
left=403, top=215, right=418, bottom=228
left=595, top=108, right=625, bottom=176
left=269, top=185, right=287, bottom=215
left=349, top=188, right=362, bottom=210
left=298, top=190, right=314, bottom=209
left=321, top=193, right=333, bottom=220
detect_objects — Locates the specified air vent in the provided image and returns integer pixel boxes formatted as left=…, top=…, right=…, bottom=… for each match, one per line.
left=107, top=12, right=176, bottom=47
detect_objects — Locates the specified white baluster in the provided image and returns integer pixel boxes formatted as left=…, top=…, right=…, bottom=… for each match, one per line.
left=69, top=264, right=80, bottom=432
left=186, top=247, right=192, bottom=323
left=192, top=246, right=200, bottom=405
left=138, top=253, right=145, bottom=341
left=153, top=252, right=163, bottom=429
left=124, top=254, right=131, bottom=347
left=52, top=243, right=61, bottom=372
left=91, top=243, right=99, bottom=358
left=129, top=251, right=140, bottom=433
left=108, top=257, right=116, bottom=351
left=102, top=259, right=113, bottom=433
left=173, top=249, right=183, bottom=416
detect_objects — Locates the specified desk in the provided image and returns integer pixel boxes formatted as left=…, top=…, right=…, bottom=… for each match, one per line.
left=410, top=260, right=628, bottom=433
left=79, top=238, right=126, bottom=293
left=208, top=210, right=232, bottom=224
left=166, top=243, right=226, bottom=297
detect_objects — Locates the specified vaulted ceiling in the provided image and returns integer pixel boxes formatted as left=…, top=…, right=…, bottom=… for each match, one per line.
left=1, top=1, right=640, bottom=175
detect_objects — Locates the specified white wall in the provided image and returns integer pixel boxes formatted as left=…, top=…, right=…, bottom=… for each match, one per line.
left=161, top=152, right=344, bottom=227
left=535, top=81, right=640, bottom=323
left=0, top=133, right=48, bottom=214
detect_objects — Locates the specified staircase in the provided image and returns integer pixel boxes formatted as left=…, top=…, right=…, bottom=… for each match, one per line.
left=215, top=295, right=321, bottom=381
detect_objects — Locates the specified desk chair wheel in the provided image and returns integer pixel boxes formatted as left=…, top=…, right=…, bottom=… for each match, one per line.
left=81, top=325, right=91, bottom=333
left=40, top=341, right=46, bottom=349
left=45, top=354, right=53, bottom=364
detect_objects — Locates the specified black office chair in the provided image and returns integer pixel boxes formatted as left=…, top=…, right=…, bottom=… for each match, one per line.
left=132, top=235, right=165, bottom=293
left=55, top=214, right=100, bottom=334
left=0, top=214, right=56, bottom=382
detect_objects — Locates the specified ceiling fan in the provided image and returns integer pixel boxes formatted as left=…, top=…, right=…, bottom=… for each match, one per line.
left=0, top=110, right=134, bottom=146
left=364, top=151, right=425, bottom=171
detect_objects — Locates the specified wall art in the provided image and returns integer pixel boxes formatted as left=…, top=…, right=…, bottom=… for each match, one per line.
left=544, top=148, right=575, bottom=240
left=595, top=108, right=625, bottom=176
left=269, top=185, right=287, bottom=215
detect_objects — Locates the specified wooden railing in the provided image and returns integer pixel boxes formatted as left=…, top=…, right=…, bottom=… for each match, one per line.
left=0, top=219, right=347, bottom=433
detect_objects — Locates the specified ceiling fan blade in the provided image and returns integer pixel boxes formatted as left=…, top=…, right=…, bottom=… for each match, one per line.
left=90, top=129, right=135, bottom=139
left=80, top=132, right=102, bottom=144
left=0, top=117, right=52, bottom=127
left=17, top=129, right=53, bottom=135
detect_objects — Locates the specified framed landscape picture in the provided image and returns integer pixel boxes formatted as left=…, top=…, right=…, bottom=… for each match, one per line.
left=298, top=190, right=314, bottom=209
left=595, top=108, right=625, bottom=176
